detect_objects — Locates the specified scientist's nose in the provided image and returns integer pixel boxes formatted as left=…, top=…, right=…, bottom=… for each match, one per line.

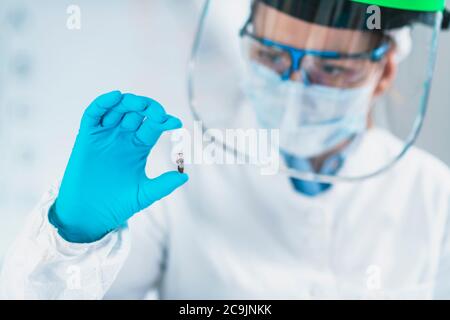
left=290, top=68, right=303, bottom=82
left=287, top=56, right=312, bottom=84
left=289, top=67, right=312, bottom=85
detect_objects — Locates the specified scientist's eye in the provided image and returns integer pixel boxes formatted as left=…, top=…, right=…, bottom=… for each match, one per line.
left=320, top=64, right=348, bottom=76
left=254, top=48, right=291, bottom=73
left=257, top=50, right=282, bottom=63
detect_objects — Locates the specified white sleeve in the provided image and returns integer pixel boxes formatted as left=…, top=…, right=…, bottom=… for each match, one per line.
left=432, top=170, right=450, bottom=299
left=433, top=195, right=450, bottom=299
left=0, top=185, right=169, bottom=300
left=104, top=201, right=170, bottom=300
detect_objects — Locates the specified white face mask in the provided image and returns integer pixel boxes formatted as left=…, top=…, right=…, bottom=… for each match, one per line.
left=242, top=62, right=376, bottom=158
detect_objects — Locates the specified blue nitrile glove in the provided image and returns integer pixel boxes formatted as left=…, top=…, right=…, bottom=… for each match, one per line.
left=49, top=91, right=188, bottom=243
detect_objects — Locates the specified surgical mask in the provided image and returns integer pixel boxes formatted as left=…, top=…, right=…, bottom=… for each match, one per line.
left=242, top=62, right=375, bottom=158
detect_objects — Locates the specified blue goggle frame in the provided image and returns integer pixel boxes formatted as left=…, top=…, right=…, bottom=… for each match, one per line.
left=240, top=21, right=391, bottom=82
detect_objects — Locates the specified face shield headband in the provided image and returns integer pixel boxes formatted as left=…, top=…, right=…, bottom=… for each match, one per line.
left=253, top=0, right=448, bottom=31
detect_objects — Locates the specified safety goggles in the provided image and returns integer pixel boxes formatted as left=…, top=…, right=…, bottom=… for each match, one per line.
left=240, top=20, right=391, bottom=88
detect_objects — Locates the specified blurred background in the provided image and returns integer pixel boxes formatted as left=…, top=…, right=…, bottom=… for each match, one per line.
left=0, top=0, right=449, bottom=261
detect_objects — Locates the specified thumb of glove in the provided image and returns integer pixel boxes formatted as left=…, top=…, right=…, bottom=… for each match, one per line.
left=138, top=171, right=189, bottom=210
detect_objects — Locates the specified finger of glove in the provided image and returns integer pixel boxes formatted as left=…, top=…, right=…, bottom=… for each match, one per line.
left=101, top=94, right=148, bottom=128
left=134, top=115, right=182, bottom=148
left=81, top=91, right=123, bottom=129
left=138, top=171, right=189, bottom=209
left=140, top=97, right=168, bottom=123
left=119, top=112, right=145, bottom=132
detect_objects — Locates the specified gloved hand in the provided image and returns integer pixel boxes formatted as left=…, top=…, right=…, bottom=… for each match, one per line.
left=49, top=91, right=188, bottom=243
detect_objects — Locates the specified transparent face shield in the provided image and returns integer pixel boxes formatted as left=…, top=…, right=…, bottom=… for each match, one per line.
left=188, top=0, right=444, bottom=183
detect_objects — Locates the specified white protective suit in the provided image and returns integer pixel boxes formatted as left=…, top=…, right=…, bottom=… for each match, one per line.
left=0, top=127, right=450, bottom=300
